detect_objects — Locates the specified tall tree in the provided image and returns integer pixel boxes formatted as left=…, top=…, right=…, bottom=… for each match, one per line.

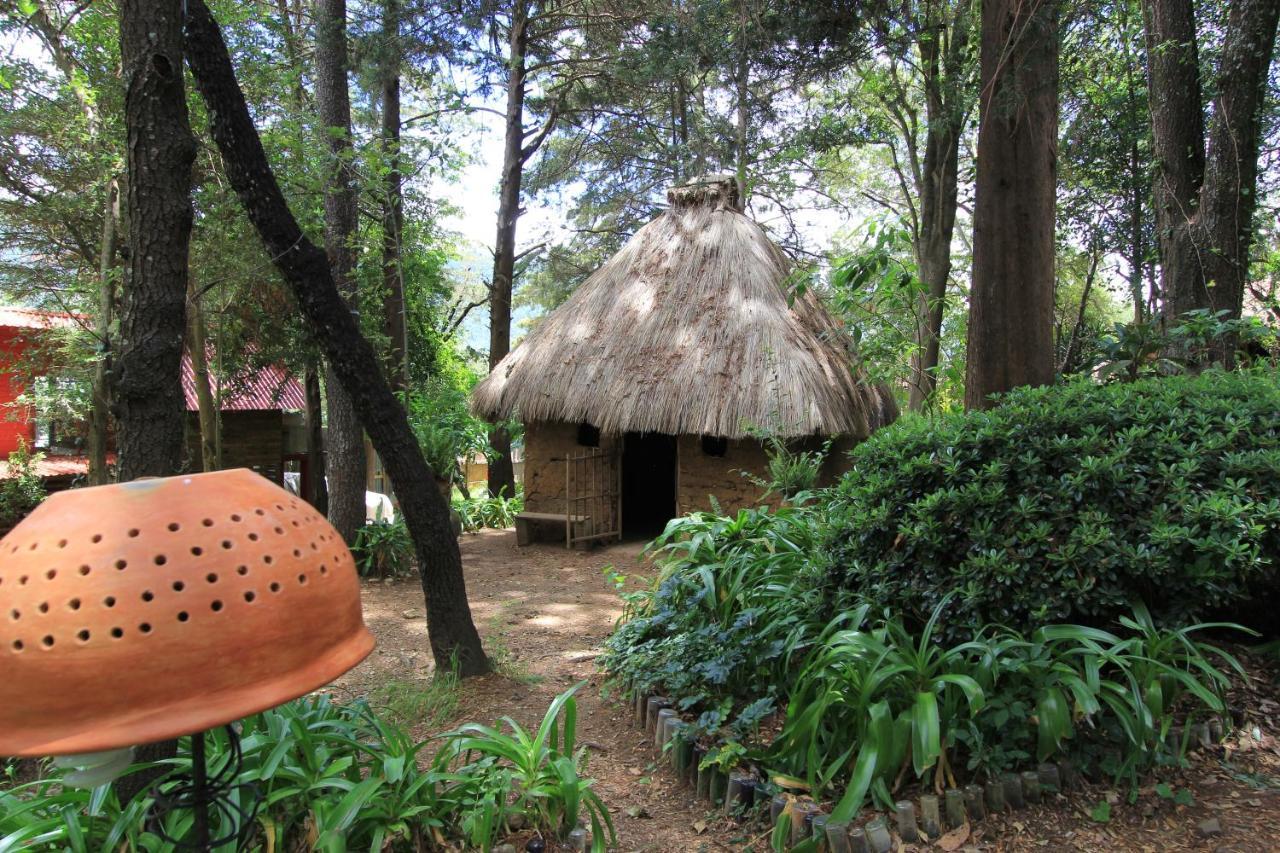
left=381, top=0, right=409, bottom=393
left=115, top=0, right=196, bottom=479
left=15, top=1, right=124, bottom=483
left=184, top=0, right=491, bottom=676
left=964, top=0, right=1059, bottom=410
left=316, top=0, right=367, bottom=543
left=1143, top=0, right=1280, bottom=343
left=113, top=0, right=197, bottom=803
left=486, top=0, right=564, bottom=500
left=858, top=1, right=977, bottom=410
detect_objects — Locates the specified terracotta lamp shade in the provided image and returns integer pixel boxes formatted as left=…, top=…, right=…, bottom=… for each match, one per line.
left=0, top=469, right=374, bottom=757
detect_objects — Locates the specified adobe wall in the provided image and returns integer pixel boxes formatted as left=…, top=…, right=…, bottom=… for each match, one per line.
left=676, top=433, right=861, bottom=516
left=675, top=435, right=774, bottom=516
left=522, top=420, right=620, bottom=514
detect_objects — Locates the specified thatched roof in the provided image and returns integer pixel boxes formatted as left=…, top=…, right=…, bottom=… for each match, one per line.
left=472, top=175, right=898, bottom=439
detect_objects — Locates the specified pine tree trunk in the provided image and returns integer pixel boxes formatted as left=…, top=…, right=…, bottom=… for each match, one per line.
left=187, top=280, right=220, bottom=471
left=315, top=0, right=367, bottom=543
left=382, top=0, right=408, bottom=392
left=183, top=0, right=490, bottom=676
left=964, top=0, right=1059, bottom=410
left=114, top=0, right=196, bottom=804
left=486, top=2, right=528, bottom=502
left=115, top=0, right=196, bottom=480
left=305, top=360, right=328, bottom=513
left=88, top=178, right=119, bottom=485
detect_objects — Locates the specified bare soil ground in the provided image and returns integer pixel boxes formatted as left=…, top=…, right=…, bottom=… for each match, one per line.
left=331, top=530, right=1280, bottom=852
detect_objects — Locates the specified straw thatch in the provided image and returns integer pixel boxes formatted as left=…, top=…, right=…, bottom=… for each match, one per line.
left=472, top=176, right=898, bottom=439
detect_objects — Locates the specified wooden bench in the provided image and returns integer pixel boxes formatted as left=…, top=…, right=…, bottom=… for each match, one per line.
left=515, top=512, right=591, bottom=548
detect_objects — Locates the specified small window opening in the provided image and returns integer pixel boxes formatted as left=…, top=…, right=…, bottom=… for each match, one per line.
left=577, top=422, right=600, bottom=447
left=701, top=435, right=728, bottom=457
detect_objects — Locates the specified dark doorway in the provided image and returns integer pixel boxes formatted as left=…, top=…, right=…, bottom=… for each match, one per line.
left=622, top=432, right=677, bottom=539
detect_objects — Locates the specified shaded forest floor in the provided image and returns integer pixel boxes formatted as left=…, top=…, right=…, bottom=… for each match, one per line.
left=331, top=530, right=1280, bottom=852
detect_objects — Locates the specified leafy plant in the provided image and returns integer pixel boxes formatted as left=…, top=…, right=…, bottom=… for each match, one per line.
left=1, top=689, right=614, bottom=851
left=350, top=517, right=414, bottom=578
left=0, top=441, right=45, bottom=530
left=454, top=489, right=524, bottom=532
left=1093, top=309, right=1275, bottom=381
left=740, top=432, right=830, bottom=501
left=602, top=505, right=830, bottom=731
left=769, top=601, right=1248, bottom=818
left=433, top=682, right=615, bottom=852
left=826, top=369, right=1280, bottom=635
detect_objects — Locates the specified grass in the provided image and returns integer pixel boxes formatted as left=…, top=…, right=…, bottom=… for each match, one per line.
left=485, top=605, right=545, bottom=685
left=369, top=672, right=461, bottom=732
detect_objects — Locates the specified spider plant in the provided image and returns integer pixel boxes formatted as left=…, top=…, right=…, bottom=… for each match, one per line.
left=434, top=683, right=615, bottom=852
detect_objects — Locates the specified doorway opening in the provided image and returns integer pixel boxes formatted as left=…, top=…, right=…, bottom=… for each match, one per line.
left=621, top=432, right=677, bottom=539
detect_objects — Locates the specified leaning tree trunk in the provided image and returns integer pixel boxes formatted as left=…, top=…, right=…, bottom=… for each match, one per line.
left=316, top=0, right=366, bottom=544
left=114, top=0, right=197, bottom=804
left=486, top=1, right=529, bottom=502
left=184, top=0, right=490, bottom=676
left=964, top=0, right=1059, bottom=410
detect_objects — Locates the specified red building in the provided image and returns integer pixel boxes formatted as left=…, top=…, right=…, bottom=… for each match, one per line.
left=0, top=307, right=307, bottom=487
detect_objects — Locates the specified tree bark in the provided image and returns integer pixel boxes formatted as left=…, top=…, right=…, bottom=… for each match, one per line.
left=115, top=0, right=196, bottom=480
left=114, top=0, right=196, bottom=804
left=305, top=360, right=328, bottom=513
left=187, top=279, right=220, bottom=471
left=1143, top=0, right=1280, bottom=332
left=315, top=0, right=367, bottom=543
left=487, top=1, right=529, bottom=502
left=1142, top=0, right=1204, bottom=321
left=88, top=179, right=119, bottom=485
left=183, top=0, right=490, bottom=676
left=907, top=1, right=971, bottom=411
left=382, top=0, right=408, bottom=393
left=964, top=0, right=1058, bottom=410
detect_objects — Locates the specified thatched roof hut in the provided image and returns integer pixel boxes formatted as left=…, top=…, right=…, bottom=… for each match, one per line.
left=473, top=176, right=896, bottom=439
left=473, top=175, right=897, bottom=544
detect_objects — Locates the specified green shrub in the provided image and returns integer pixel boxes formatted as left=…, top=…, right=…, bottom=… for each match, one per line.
left=454, top=490, right=524, bottom=532
left=0, top=442, right=45, bottom=530
left=602, top=506, right=830, bottom=734
left=826, top=370, right=1280, bottom=634
left=351, top=517, right=415, bottom=578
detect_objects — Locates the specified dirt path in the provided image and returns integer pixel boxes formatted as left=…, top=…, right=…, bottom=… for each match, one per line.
left=332, top=530, right=730, bottom=851
left=330, top=529, right=1280, bottom=853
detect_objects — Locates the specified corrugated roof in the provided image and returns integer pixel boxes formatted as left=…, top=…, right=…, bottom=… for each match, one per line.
left=182, top=353, right=306, bottom=412
left=0, top=308, right=83, bottom=331
left=0, top=306, right=305, bottom=412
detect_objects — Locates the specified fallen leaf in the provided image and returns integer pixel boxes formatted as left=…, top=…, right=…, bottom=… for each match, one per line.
left=692, top=820, right=706, bottom=834
left=937, top=823, right=970, bottom=852
left=769, top=774, right=810, bottom=792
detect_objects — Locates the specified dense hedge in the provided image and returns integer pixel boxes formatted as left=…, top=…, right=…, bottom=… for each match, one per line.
left=826, top=370, right=1280, bottom=633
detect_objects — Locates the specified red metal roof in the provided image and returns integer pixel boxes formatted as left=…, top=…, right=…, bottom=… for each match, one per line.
left=0, top=455, right=93, bottom=479
left=0, top=306, right=305, bottom=412
left=0, top=307, right=83, bottom=331
left=182, top=353, right=306, bottom=412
